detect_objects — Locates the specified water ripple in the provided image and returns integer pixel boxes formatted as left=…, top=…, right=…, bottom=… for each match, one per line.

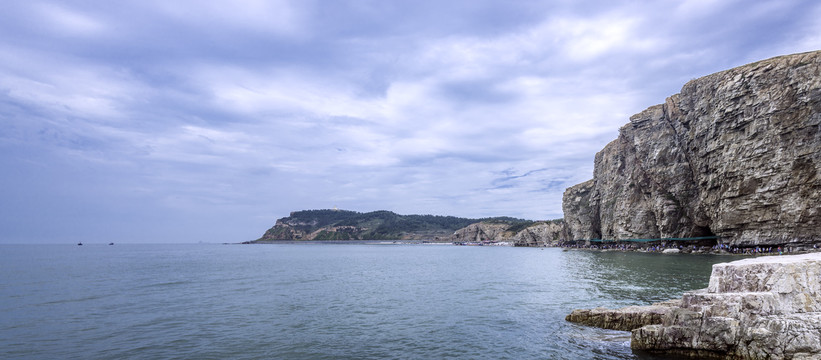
left=0, top=244, right=728, bottom=359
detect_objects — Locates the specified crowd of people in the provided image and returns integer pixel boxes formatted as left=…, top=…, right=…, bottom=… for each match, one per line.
left=558, top=241, right=820, bottom=255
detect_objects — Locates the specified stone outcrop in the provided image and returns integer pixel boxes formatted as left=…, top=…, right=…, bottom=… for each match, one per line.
left=261, top=217, right=314, bottom=240
left=447, top=221, right=567, bottom=245
left=562, top=180, right=600, bottom=241
left=449, top=222, right=512, bottom=243
left=512, top=221, right=566, bottom=246
left=568, top=253, right=821, bottom=359
left=636, top=253, right=821, bottom=359
left=562, top=50, right=821, bottom=247
left=566, top=299, right=681, bottom=331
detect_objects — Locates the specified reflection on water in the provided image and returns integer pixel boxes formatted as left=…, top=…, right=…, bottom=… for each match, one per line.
left=563, top=250, right=731, bottom=307
left=558, top=250, right=735, bottom=360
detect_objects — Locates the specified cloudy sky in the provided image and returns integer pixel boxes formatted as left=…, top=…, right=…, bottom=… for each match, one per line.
left=1, top=0, right=819, bottom=243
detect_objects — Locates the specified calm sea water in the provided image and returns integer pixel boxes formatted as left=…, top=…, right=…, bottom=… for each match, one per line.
left=0, top=244, right=732, bottom=359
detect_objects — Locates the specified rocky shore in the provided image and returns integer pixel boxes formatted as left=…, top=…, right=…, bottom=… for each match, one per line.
left=558, top=242, right=820, bottom=255
left=566, top=299, right=682, bottom=331
left=567, top=253, right=821, bottom=359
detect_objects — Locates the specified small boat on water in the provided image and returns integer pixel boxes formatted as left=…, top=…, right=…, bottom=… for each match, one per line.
left=77, top=242, right=83, bottom=246
left=109, top=242, right=114, bottom=245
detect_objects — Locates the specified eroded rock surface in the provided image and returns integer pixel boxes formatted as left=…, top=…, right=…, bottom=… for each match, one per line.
left=634, top=253, right=821, bottom=359
left=512, top=221, right=566, bottom=246
left=562, top=50, right=821, bottom=247
left=566, top=299, right=681, bottom=331
left=568, top=253, right=821, bottom=359
left=448, top=222, right=512, bottom=243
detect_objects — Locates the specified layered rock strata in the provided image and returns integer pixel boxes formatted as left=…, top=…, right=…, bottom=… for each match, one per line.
left=568, top=253, right=821, bottom=359
left=511, top=221, right=566, bottom=246
left=448, top=221, right=567, bottom=245
left=565, top=299, right=681, bottom=331
left=563, top=51, right=821, bottom=247
left=449, top=222, right=511, bottom=243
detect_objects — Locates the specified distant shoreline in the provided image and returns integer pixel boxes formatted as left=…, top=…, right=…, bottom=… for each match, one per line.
left=240, top=240, right=453, bottom=245
left=240, top=240, right=821, bottom=257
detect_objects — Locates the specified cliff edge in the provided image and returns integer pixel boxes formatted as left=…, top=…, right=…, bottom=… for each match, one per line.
left=563, top=50, right=821, bottom=247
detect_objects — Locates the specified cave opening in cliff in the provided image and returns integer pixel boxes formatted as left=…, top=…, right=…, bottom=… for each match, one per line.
left=693, top=225, right=718, bottom=246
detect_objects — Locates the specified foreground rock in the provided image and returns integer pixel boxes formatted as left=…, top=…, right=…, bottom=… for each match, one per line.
left=566, top=299, right=681, bottom=331
left=563, top=50, right=821, bottom=247
left=568, top=253, right=821, bottom=359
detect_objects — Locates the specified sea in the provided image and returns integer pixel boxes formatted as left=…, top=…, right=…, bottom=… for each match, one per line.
left=0, top=243, right=733, bottom=359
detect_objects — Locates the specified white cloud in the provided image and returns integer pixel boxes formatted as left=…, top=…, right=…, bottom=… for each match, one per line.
left=33, top=2, right=107, bottom=36
left=2, top=72, right=124, bottom=120
left=200, top=65, right=386, bottom=120
left=546, top=16, right=641, bottom=61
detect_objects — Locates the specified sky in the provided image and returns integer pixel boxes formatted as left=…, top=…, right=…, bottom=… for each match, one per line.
left=1, top=0, right=820, bottom=243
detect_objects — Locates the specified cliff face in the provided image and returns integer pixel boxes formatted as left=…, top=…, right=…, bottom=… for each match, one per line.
left=563, top=50, right=821, bottom=247
left=447, top=220, right=566, bottom=245
left=562, top=180, right=599, bottom=241
left=449, top=222, right=512, bottom=242
left=511, top=221, right=566, bottom=246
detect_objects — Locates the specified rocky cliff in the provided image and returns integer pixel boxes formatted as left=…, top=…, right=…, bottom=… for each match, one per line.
left=563, top=50, right=821, bottom=247
left=447, top=220, right=566, bottom=246
left=511, top=221, right=566, bottom=246
left=449, top=222, right=512, bottom=243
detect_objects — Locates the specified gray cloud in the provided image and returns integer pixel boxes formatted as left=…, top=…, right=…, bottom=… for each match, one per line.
left=1, top=0, right=820, bottom=243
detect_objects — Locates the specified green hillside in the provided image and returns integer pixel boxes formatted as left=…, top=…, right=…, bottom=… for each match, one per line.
left=255, top=209, right=530, bottom=241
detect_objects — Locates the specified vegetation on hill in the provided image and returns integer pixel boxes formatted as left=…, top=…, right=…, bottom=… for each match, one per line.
left=505, top=218, right=564, bottom=234
left=256, top=209, right=534, bottom=241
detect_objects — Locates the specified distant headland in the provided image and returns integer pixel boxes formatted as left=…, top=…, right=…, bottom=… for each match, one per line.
left=250, top=209, right=564, bottom=246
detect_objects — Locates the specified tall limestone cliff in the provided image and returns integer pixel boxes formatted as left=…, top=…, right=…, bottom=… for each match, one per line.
left=563, top=50, right=821, bottom=247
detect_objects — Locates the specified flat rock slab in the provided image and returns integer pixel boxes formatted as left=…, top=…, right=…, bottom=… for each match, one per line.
left=566, top=300, right=681, bottom=331
left=568, top=253, right=821, bottom=359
